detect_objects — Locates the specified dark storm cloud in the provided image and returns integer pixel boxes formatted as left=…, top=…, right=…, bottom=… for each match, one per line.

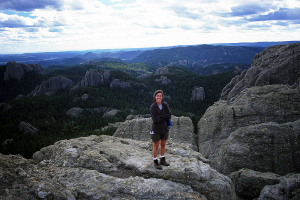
left=0, top=0, right=63, bottom=12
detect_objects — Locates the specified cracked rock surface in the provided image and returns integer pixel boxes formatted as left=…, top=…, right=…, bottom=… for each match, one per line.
left=0, top=135, right=237, bottom=200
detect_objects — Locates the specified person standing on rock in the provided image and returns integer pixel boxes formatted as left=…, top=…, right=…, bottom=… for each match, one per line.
left=150, top=90, right=172, bottom=169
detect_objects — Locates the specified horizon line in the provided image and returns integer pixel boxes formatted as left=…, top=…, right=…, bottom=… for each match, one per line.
left=1, top=40, right=299, bottom=55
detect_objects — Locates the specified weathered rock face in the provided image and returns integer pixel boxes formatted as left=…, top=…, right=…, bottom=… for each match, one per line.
left=114, top=116, right=198, bottom=150
left=3, top=61, right=47, bottom=81
left=155, top=76, right=171, bottom=85
left=19, top=121, right=38, bottom=135
left=78, top=69, right=110, bottom=87
left=110, top=79, right=131, bottom=89
left=198, top=85, right=300, bottom=174
left=155, top=66, right=170, bottom=75
left=258, top=173, right=300, bottom=200
left=191, top=87, right=205, bottom=101
left=0, top=154, right=76, bottom=200
left=221, top=43, right=300, bottom=101
left=29, top=76, right=73, bottom=96
left=216, top=120, right=300, bottom=175
left=230, top=169, right=300, bottom=200
left=198, top=42, right=300, bottom=176
left=230, top=169, right=280, bottom=200
left=1, top=152, right=208, bottom=200
left=66, top=107, right=119, bottom=118
left=30, top=135, right=236, bottom=200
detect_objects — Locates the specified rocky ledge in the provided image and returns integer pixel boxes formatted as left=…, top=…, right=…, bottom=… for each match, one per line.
left=0, top=135, right=236, bottom=200
left=113, top=116, right=198, bottom=150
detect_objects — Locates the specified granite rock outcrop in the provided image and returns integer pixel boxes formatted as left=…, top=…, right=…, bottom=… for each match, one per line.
left=155, top=66, right=170, bottom=75
left=191, top=87, right=205, bottom=101
left=216, top=120, right=300, bottom=175
left=66, top=107, right=84, bottom=118
left=114, top=116, right=198, bottom=150
left=154, top=76, right=171, bottom=85
left=110, top=79, right=131, bottom=89
left=19, top=121, right=38, bottom=135
left=258, top=173, right=300, bottom=200
left=230, top=169, right=280, bottom=199
left=3, top=61, right=47, bottom=81
left=198, top=43, right=300, bottom=175
left=77, top=69, right=110, bottom=87
left=230, top=168, right=300, bottom=200
left=29, top=135, right=236, bottom=200
left=29, top=76, right=74, bottom=96
left=102, top=109, right=119, bottom=118
left=221, top=43, right=300, bottom=101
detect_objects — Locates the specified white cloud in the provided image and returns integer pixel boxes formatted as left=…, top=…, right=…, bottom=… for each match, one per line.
left=0, top=0, right=299, bottom=53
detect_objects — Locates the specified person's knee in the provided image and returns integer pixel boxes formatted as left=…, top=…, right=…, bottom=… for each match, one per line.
left=154, top=141, right=160, bottom=147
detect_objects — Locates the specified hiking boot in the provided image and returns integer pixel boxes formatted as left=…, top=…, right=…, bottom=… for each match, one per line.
left=154, top=159, right=162, bottom=170
left=160, top=157, right=170, bottom=166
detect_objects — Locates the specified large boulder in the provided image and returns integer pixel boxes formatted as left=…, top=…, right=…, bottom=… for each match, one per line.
left=114, top=116, right=198, bottom=150
left=198, top=43, right=300, bottom=175
left=32, top=135, right=236, bottom=200
left=230, top=169, right=300, bottom=200
left=29, top=76, right=73, bottom=96
left=216, top=120, right=300, bottom=175
left=230, top=169, right=280, bottom=200
left=198, top=85, right=300, bottom=174
left=3, top=61, right=47, bottom=81
left=114, top=117, right=152, bottom=140
left=221, top=43, right=300, bottom=101
left=258, top=173, right=300, bottom=200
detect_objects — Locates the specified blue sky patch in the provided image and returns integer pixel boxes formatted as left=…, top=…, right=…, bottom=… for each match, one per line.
left=2, top=10, right=37, bottom=19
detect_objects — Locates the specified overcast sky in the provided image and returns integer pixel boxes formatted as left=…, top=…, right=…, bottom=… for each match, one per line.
left=0, top=0, right=299, bottom=54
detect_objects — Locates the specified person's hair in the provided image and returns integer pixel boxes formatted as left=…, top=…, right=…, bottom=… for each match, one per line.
left=153, top=90, right=164, bottom=100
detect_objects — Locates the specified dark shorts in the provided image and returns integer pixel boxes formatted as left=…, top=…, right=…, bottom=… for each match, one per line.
left=151, top=131, right=169, bottom=143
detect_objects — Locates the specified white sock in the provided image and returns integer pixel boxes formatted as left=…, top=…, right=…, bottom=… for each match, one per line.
left=153, top=157, right=158, bottom=160
left=160, top=155, right=165, bottom=158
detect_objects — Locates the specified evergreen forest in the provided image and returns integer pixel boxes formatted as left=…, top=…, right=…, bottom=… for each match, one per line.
left=0, top=61, right=236, bottom=158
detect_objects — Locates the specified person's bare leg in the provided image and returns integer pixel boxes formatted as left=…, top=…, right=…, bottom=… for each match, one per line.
left=160, top=139, right=167, bottom=156
left=153, top=141, right=160, bottom=158
left=160, top=140, right=170, bottom=166
left=153, top=141, right=162, bottom=169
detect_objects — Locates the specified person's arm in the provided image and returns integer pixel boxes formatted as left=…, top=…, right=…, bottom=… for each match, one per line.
left=150, top=104, right=164, bottom=123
